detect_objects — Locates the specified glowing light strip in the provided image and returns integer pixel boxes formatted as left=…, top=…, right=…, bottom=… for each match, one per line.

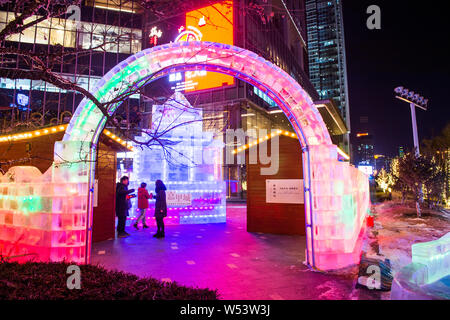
left=0, top=124, right=67, bottom=143
left=94, top=4, right=137, bottom=14
left=232, top=129, right=350, bottom=161
left=316, top=103, right=348, bottom=135
left=356, top=133, right=369, bottom=138
left=174, top=26, right=203, bottom=42
left=103, top=129, right=134, bottom=151
left=232, top=130, right=297, bottom=154
left=337, top=147, right=350, bottom=161
left=0, top=124, right=133, bottom=151
left=268, top=109, right=284, bottom=114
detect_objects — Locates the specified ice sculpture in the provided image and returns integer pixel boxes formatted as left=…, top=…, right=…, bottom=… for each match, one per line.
left=128, top=92, right=226, bottom=224
left=0, top=166, right=88, bottom=263
left=391, top=233, right=450, bottom=300
left=0, top=42, right=369, bottom=269
left=61, top=41, right=369, bottom=269
left=412, top=232, right=450, bottom=284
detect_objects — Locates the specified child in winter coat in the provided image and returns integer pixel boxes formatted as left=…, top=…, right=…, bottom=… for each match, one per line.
left=134, top=182, right=152, bottom=230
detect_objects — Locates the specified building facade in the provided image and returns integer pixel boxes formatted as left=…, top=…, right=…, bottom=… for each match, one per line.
left=354, top=133, right=375, bottom=174
left=305, top=0, right=350, bottom=153
left=0, top=0, right=348, bottom=200
left=139, top=0, right=323, bottom=200
left=0, top=1, right=143, bottom=132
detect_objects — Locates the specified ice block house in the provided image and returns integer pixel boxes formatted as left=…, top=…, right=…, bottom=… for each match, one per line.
left=0, top=124, right=131, bottom=262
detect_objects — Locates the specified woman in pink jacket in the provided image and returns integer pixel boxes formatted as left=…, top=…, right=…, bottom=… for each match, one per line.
left=134, top=182, right=152, bottom=230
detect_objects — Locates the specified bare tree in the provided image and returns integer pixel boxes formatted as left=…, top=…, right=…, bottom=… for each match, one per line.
left=0, top=0, right=303, bottom=166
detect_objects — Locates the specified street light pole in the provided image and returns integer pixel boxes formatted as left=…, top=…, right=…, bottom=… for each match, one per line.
left=409, top=102, right=420, bottom=156
left=394, top=87, right=429, bottom=217
left=394, top=87, right=429, bottom=156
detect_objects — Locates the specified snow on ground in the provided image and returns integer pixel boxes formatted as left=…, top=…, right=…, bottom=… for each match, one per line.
left=368, top=202, right=450, bottom=276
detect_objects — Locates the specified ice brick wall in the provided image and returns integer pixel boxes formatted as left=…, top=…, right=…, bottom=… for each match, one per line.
left=412, top=232, right=450, bottom=284
left=128, top=92, right=226, bottom=225
left=58, top=42, right=369, bottom=270
left=308, top=145, right=370, bottom=270
left=0, top=164, right=88, bottom=263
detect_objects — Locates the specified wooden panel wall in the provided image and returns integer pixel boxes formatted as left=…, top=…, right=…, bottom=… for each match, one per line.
left=246, top=136, right=306, bottom=235
left=92, top=143, right=117, bottom=242
left=0, top=132, right=64, bottom=173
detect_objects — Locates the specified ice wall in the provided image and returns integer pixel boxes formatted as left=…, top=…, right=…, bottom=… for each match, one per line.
left=0, top=165, right=88, bottom=263
left=0, top=42, right=370, bottom=269
left=412, top=232, right=450, bottom=285
left=128, top=92, right=226, bottom=224
left=307, top=144, right=370, bottom=270
left=391, top=233, right=450, bottom=299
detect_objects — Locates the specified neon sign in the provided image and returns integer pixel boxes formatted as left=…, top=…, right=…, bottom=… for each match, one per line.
left=198, top=16, right=206, bottom=27
left=174, top=26, right=203, bottom=42
left=149, top=26, right=163, bottom=47
left=16, top=93, right=29, bottom=107
left=184, top=0, right=234, bottom=91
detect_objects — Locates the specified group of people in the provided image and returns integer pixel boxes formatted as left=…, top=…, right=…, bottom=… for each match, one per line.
left=115, top=176, right=167, bottom=239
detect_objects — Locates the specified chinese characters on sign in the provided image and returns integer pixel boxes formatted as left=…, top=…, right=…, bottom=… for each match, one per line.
left=166, top=191, right=192, bottom=206
left=266, top=180, right=304, bottom=204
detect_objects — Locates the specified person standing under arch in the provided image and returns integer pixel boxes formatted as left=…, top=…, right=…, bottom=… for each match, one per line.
left=116, top=176, right=135, bottom=238
left=154, top=180, right=167, bottom=238
left=134, top=182, right=152, bottom=230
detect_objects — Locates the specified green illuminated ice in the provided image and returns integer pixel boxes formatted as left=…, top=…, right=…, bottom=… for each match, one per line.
left=412, top=232, right=450, bottom=284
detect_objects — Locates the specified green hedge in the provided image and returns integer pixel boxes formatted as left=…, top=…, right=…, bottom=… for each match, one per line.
left=0, top=261, right=218, bottom=300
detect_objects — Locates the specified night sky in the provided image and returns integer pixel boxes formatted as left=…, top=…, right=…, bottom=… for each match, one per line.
left=342, top=0, right=450, bottom=157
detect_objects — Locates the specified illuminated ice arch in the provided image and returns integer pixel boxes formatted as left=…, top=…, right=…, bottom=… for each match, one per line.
left=61, top=41, right=369, bottom=270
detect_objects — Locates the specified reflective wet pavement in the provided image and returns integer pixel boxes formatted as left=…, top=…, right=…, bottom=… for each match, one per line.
left=92, top=204, right=381, bottom=300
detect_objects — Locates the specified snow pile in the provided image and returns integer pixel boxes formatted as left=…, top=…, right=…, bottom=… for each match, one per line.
left=367, top=202, right=450, bottom=276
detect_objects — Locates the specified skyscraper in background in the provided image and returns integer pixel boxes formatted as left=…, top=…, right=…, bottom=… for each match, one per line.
left=355, top=133, right=375, bottom=173
left=305, top=0, right=350, bottom=153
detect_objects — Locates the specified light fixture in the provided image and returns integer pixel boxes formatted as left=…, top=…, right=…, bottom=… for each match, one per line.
left=394, top=86, right=428, bottom=111
left=394, top=86, right=429, bottom=155
left=231, top=129, right=350, bottom=161
left=0, top=124, right=133, bottom=151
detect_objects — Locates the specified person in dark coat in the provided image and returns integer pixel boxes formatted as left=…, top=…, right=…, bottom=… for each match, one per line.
left=154, top=179, right=167, bottom=238
left=115, top=176, right=135, bottom=238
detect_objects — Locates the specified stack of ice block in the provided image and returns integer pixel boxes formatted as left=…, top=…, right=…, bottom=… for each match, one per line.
left=391, top=233, right=450, bottom=300
left=412, top=232, right=450, bottom=285
left=308, top=144, right=370, bottom=270
left=128, top=92, right=226, bottom=225
left=0, top=164, right=88, bottom=263
left=53, top=41, right=370, bottom=269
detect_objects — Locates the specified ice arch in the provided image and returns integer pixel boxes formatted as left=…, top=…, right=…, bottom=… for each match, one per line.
left=58, top=41, right=369, bottom=270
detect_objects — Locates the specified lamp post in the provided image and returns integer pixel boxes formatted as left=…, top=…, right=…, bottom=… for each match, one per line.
left=394, top=87, right=429, bottom=156
left=394, top=87, right=429, bottom=216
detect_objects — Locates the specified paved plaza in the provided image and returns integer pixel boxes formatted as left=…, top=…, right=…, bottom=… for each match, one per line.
left=92, top=204, right=381, bottom=300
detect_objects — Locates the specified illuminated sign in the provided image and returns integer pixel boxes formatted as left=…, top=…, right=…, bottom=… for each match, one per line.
left=149, top=26, right=163, bottom=47
left=358, top=165, right=374, bottom=176
left=169, top=72, right=182, bottom=82
left=198, top=16, right=206, bottom=27
left=16, top=93, right=29, bottom=107
left=151, top=1, right=234, bottom=92
left=186, top=70, right=207, bottom=79
left=357, top=133, right=369, bottom=138
left=175, top=26, right=203, bottom=42
left=184, top=0, right=234, bottom=92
